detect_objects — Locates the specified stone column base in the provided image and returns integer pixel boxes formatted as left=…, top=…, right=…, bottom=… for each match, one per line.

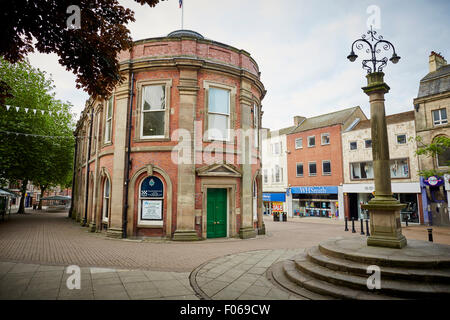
left=362, top=199, right=407, bottom=249
left=88, top=222, right=96, bottom=233
left=106, top=228, right=123, bottom=239
left=172, top=230, right=200, bottom=241
left=239, top=227, right=256, bottom=239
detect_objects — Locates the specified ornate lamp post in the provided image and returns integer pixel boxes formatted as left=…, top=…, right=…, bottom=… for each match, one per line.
left=347, top=27, right=406, bottom=248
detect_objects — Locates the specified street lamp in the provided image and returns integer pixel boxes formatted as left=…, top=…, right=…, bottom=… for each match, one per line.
left=347, top=26, right=401, bottom=73
left=347, top=27, right=407, bottom=249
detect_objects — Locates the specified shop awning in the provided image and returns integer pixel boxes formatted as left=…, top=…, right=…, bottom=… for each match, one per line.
left=291, top=186, right=338, bottom=194
left=263, top=193, right=286, bottom=202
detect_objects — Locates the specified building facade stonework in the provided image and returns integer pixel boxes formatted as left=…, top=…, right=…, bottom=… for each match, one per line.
left=72, top=30, right=266, bottom=240
left=413, top=51, right=450, bottom=226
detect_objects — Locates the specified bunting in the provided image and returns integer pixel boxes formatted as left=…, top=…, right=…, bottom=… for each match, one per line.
left=2, top=104, right=64, bottom=116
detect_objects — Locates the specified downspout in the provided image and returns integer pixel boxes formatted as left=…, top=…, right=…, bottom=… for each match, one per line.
left=68, top=133, right=78, bottom=218
left=122, top=71, right=135, bottom=239
left=83, top=108, right=94, bottom=226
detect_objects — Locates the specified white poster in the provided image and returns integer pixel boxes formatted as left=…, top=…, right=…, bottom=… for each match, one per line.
left=141, top=200, right=162, bottom=220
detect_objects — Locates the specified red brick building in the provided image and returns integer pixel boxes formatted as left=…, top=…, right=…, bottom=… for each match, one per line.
left=286, top=107, right=367, bottom=218
left=72, top=30, right=266, bottom=240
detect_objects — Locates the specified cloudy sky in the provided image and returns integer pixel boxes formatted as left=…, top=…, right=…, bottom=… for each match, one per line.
left=28, top=0, right=450, bottom=130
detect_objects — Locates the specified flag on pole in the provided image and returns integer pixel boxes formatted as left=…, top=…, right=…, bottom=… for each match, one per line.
left=179, top=0, right=182, bottom=8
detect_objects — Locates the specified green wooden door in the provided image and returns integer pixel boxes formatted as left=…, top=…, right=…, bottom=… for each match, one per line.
left=207, top=188, right=227, bottom=238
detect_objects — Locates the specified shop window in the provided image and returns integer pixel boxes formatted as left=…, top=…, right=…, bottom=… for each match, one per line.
left=351, top=161, right=374, bottom=180
left=322, top=160, right=331, bottom=175
left=141, top=85, right=166, bottom=138
left=104, top=96, right=113, bottom=143
left=390, top=159, right=409, bottom=178
left=308, top=136, right=315, bottom=147
left=208, top=87, right=230, bottom=141
left=433, top=108, right=447, bottom=126
left=350, top=141, right=357, bottom=150
left=296, top=163, right=304, bottom=177
left=365, top=139, right=372, bottom=148
left=295, top=138, right=303, bottom=149
left=309, top=162, right=317, bottom=176
left=139, top=176, right=164, bottom=226
left=321, top=133, right=330, bottom=145
left=102, top=178, right=110, bottom=223
left=397, top=134, right=407, bottom=144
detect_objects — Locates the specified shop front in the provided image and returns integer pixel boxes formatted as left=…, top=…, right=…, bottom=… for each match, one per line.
left=342, top=182, right=422, bottom=224
left=290, top=186, right=339, bottom=218
left=263, top=193, right=286, bottom=216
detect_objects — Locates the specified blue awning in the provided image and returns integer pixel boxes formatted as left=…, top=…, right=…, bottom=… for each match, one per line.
left=291, top=186, right=338, bottom=194
left=263, top=193, right=286, bottom=202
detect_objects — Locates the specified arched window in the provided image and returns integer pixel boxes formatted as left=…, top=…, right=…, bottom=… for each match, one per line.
left=139, top=176, right=164, bottom=225
left=102, top=178, right=110, bottom=223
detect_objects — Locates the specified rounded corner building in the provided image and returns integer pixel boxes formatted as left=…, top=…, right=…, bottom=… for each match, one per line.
left=72, top=30, right=266, bottom=241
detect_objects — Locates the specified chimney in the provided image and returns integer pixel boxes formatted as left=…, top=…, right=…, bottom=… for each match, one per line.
left=429, top=51, right=447, bottom=73
left=294, top=116, right=306, bottom=126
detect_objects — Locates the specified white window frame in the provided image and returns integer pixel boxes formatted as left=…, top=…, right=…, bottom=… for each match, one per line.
left=308, top=136, right=316, bottom=147
left=321, top=133, right=330, bottom=145
left=141, top=84, right=167, bottom=139
left=207, top=86, right=231, bottom=142
left=275, top=165, right=281, bottom=183
left=104, top=96, right=113, bottom=144
left=296, top=162, right=304, bottom=177
left=322, top=160, right=331, bottom=176
left=295, top=138, right=303, bottom=149
left=272, top=142, right=281, bottom=155
left=308, top=161, right=317, bottom=176
left=263, top=169, right=268, bottom=183
left=433, top=108, right=448, bottom=126
left=102, top=177, right=110, bottom=223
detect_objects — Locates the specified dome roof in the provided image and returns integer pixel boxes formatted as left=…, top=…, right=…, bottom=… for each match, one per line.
left=167, top=30, right=204, bottom=39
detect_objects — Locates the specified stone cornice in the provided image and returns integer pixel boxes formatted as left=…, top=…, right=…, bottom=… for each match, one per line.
left=413, top=91, right=450, bottom=104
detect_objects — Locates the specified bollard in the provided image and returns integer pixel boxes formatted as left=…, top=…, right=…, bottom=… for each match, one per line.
left=360, top=219, right=365, bottom=235
left=345, top=217, right=349, bottom=231
left=351, top=217, right=356, bottom=233
left=428, top=228, right=433, bottom=242
left=365, top=219, right=370, bottom=236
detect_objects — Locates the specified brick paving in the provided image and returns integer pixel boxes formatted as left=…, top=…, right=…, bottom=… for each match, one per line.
left=1, top=209, right=450, bottom=300
left=0, top=210, right=449, bottom=272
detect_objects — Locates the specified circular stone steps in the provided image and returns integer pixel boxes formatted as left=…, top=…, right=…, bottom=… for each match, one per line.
left=268, top=237, right=450, bottom=300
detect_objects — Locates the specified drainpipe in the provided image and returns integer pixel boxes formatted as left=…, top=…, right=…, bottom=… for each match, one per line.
left=83, top=108, right=94, bottom=226
left=122, top=71, right=135, bottom=238
left=68, top=133, right=78, bottom=218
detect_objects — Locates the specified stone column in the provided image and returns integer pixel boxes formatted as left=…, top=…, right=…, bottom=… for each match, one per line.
left=172, top=68, right=200, bottom=241
left=107, top=83, right=129, bottom=239
left=361, top=72, right=407, bottom=248
left=239, top=79, right=257, bottom=239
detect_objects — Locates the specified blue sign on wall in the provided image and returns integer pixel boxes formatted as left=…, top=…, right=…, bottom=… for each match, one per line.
left=141, top=176, right=164, bottom=198
left=263, top=193, right=286, bottom=202
left=291, top=186, right=338, bottom=194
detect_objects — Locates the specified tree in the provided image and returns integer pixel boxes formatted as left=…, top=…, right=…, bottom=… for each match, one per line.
left=0, top=57, right=75, bottom=213
left=415, top=135, right=450, bottom=177
left=0, top=0, right=162, bottom=98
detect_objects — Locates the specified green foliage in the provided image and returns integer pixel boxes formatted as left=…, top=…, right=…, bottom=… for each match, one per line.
left=0, top=57, right=75, bottom=195
left=0, top=0, right=162, bottom=98
left=415, top=135, right=450, bottom=177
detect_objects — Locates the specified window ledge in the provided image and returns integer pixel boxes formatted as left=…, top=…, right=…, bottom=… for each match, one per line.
left=135, top=137, right=171, bottom=142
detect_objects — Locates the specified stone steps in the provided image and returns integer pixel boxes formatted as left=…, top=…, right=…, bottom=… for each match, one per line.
left=307, top=246, right=450, bottom=283
left=294, top=253, right=450, bottom=299
left=267, top=238, right=450, bottom=300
